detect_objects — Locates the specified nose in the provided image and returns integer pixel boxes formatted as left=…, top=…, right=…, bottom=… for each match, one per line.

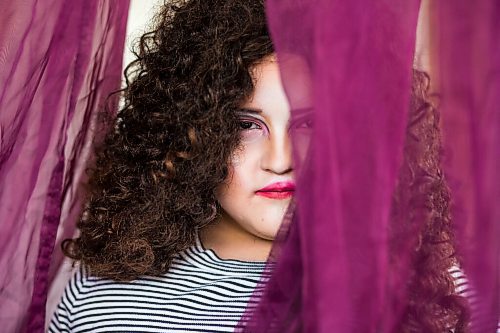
left=260, top=130, right=293, bottom=175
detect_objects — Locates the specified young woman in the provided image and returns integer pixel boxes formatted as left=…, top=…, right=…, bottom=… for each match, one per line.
left=49, top=0, right=470, bottom=332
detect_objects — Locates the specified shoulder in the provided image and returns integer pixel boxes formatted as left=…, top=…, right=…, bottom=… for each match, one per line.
left=47, top=266, right=91, bottom=332
left=48, top=266, right=167, bottom=332
left=448, top=265, right=500, bottom=333
left=449, top=265, right=474, bottom=298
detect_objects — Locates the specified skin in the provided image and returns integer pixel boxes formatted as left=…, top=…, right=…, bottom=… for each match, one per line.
left=200, top=56, right=295, bottom=261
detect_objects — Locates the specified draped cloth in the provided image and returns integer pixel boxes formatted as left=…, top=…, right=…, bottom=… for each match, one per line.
left=0, top=1, right=129, bottom=332
left=0, top=0, right=498, bottom=332
left=239, top=0, right=499, bottom=332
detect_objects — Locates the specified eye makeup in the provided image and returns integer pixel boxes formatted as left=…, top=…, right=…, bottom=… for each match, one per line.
left=289, top=107, right=314, bottom=132
left=237, top=115, right=269, bottom=142
left=236, top=107, right=314, bottom=142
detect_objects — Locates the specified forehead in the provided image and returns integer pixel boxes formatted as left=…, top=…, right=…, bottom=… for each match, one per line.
left=240, top=58, right=290, bottom=126
left=243, top=55, right=312, bottom=116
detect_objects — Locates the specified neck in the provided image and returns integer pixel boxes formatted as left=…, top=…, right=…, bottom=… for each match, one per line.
left=199, top=212, right=273, bottom=262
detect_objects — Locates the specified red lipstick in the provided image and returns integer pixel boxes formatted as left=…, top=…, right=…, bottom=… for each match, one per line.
left=255, top=181, right=295, bottom=199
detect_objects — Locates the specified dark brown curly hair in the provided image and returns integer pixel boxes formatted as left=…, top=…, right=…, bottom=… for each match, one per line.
left=62, top=0, right=469, bottom=331
left=390, top=71, right=470, bottom=332
left=63, top=0, right=273, bottom=278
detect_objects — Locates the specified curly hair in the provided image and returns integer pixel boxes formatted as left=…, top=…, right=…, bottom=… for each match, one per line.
left=63, top=0, right=273, bottom=279
left=390, top=71, right=470, bottom=332
left=63, top=0, right=469, bottom=331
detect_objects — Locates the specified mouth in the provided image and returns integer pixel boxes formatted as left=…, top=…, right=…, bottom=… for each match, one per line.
left=255, top=181, right=295, bottom=200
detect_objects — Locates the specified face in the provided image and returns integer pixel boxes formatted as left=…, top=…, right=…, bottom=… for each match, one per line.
left=216, top=55, right=312, bottom=240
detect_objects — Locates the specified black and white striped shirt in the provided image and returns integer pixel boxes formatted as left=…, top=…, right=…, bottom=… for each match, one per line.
left=48, top=236, right=268, bottom=332
left=450, top=267, right=500, bottom=333
left=49, top=239, right=499, bottom=333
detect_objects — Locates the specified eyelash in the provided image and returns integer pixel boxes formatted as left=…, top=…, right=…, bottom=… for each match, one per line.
left=290, top=117, right=313, bottom=130
left=238, top=118, right=264, bottom=131
left=238, top=117, right=313, bottom=135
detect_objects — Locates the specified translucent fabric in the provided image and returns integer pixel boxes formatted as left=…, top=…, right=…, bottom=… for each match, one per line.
left=437, top=1, right=500, bottom=331
left=240, top=0, right=499, bottom=332
left=0, top=1, right=129, bottom=332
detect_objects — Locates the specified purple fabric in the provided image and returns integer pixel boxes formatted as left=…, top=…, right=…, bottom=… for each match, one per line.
left=239, top=0, right=499, bottom=332
left=0, top=1, right=129, bottom=332
left=437, top=1, right=500, bottom=331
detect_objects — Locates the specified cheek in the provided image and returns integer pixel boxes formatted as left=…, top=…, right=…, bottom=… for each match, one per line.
left=215, top=141, right=290, bottom=239
left=230, top=136, right=266, bottom=167
left=217, top=143, right=262, bottom=204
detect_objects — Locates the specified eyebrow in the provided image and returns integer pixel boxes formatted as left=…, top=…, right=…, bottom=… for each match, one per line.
left=292, top=107, right=314, bottom=115
left=236, top=107, right=263, bottom=114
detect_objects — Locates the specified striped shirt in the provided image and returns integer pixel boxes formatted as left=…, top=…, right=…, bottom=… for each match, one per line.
left=49, top=239, right=499, bottom=332
left=450, top=267, right=500, bottom=333
left=48, top=236, right=268, bottom=332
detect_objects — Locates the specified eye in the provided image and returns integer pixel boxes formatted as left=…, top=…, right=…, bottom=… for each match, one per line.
left=237, top=117, right=268, bottom=142
left=239, top=119, right=262, bottom=131
left=289, top=115, right=314, bottom=131
left=296, top=118, right=313, bottom=129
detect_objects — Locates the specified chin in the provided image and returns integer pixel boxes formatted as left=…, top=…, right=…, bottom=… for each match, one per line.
left=257, top=228, right=279, bottom=240
left=252, top=216, right=287, bottom=240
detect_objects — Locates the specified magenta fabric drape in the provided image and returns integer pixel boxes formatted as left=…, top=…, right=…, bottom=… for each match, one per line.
left=240, top=0, right=421, bottom=331
left=0, top=1, right=129, bottom=332
left=437, top=2, right=500, bottom=331
left=240, top=0, right=499, bottom=332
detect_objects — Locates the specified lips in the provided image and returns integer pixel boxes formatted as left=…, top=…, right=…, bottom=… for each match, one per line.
left=255, top=181, right=295, bottom=199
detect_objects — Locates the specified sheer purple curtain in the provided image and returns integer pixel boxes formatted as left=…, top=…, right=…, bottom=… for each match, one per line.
left=437, top=1, right=500, bottom=331
left=0, top=1, right=129, bottom=332
left=240, top=0, right=499, bottom=332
